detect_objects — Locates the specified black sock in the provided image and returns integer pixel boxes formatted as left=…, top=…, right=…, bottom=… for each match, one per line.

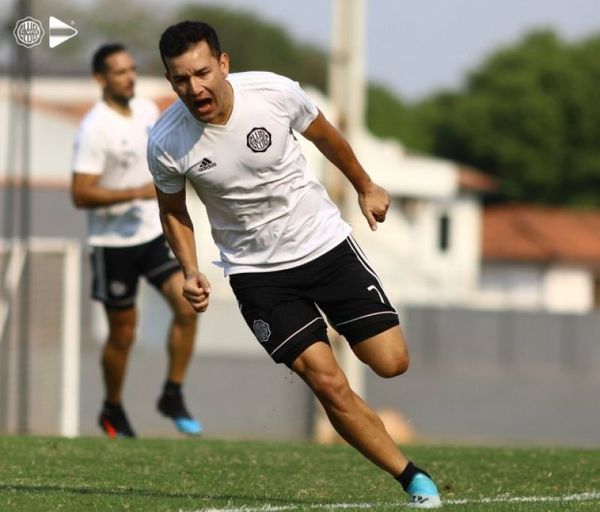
left=395, top=461, right=431, bottom=491
left=103, top=400, right=122, bottom=411
left=163, top=380, right=182, bottom=395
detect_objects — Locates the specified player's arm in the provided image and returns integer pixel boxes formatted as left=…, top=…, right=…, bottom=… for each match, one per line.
left=71, top=172, right=156, bottom=208
left=155, top=186, right=211, bottom=313
left=301, top=110, right=389, bottom=231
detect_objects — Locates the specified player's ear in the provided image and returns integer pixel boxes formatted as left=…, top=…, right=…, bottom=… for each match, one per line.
left=219, top=52, right=230, bottom=76
left=93, top=72, right=106, bottom=89
left=163, top=70, right=177, bottom=93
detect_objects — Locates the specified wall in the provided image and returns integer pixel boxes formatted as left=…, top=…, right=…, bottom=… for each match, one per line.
left=478, top=262, right=594, bottom=313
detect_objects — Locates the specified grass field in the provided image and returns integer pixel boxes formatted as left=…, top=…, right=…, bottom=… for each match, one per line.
left=0, top=436, right=599, bottom=511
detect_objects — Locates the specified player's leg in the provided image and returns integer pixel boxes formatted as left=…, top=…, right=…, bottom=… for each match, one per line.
left=351, top=324, right=409, bottom=378
left=142, top=235, right=201, bottom=435
left=313, top=238, right=441, bottom=508
left=159, top=271, right=197, bottom=385
left=102, top=306, right=137, bottom=404
left=90, top=245, right=139, bottom=438
left=291, top=341, right=409, bottom=474
left=290, top=342, right=439, bottom=508
left=98, top=305, right=138, bottom=438
left=156, top=271, right=202, bottom=435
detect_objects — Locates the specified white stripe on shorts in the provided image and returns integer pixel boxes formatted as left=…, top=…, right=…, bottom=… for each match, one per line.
left=146, top=259, right=179, bottom=279
left=93, top=246, right=107, bottom=300
left=345, top=236, right=395, bottom=311
left=335, top=310, right=398, bottom=328
left=270, top=317, right=322, bottom=357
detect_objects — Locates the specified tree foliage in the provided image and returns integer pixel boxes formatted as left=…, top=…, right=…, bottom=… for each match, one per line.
left=365, top=84, right=430, bottom=150
left=419, top=30, right=600, bottom=206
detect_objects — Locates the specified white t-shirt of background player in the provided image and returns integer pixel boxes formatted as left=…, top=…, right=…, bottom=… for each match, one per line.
left=148, top=72, right=351, bottom=275
left=72, top=97, right=163, bottom=247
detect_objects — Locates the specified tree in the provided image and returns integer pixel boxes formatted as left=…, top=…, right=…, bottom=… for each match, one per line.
left=366, top=84, right=429, bottom=150
left=422, top=30, right=600, bottom=206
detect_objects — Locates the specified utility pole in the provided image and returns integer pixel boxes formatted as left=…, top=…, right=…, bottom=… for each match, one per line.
left=328, top=0, right=367, bottom=397
left=314, top=0, right=367, bottom=443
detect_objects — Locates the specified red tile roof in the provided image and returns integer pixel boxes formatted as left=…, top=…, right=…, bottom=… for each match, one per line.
left=458, top=167, right=497, bottom=193
left=483, top=204, right=600, bottom=264
left=29, top=98, right=94, bottom=122
left=28, top=95, right=177, bottom=123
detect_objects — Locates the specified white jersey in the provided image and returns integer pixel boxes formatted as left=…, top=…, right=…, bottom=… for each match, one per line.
left=72, top=97, right=163, bottom=247
left=147, top=72, right=351, bottom=275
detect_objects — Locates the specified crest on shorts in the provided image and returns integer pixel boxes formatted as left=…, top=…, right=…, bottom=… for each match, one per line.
left=246, top=127, right=272, bottom=153
left=252, top=319, right=271, bottom=344
left=109, top=280, right=127, bottom=297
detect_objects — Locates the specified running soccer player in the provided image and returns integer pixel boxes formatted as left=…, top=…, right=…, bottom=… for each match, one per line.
left=71, top=43, right=202, bottom=438
left=147, top=21, right=441, bottom=508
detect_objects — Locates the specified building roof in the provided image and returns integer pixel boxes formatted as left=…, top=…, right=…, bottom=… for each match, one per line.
left=457, top=167, right=497, bottom=193
left=483, top=204, right=600, bottom=265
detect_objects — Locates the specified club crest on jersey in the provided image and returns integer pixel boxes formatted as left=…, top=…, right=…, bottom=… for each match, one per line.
left=252, top=319, right=271, bottom=344
left=246, top=127, right=272, bottom=153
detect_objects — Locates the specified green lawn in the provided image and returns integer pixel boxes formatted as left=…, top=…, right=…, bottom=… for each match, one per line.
left=0, top=436, right=598, bottom=511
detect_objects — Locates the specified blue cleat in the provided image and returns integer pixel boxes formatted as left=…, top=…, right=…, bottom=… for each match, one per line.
left=173, top=416, right=203, bottom=436
left=406, top=473, right=442, bottom=509
left=157, top=391, right=203, bottom=437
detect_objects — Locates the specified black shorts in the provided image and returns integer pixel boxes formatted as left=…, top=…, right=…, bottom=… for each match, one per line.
left=229, top=236, right=399, bottom=366
left=90, top=234, right=180, bottom=310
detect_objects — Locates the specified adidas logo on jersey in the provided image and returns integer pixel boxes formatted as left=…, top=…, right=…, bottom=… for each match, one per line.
left=190, top=158, right=217, bottom=174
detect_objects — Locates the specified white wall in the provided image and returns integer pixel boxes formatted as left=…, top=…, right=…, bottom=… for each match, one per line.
left=542, top=265, right=593, bottom=312
left=476, top=262, right=593, bottom=313
left=478, top=263, right=544, bottom=309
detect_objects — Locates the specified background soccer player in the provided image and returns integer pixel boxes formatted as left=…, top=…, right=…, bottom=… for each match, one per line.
left=71, top=43, right=202, bottom=438
left=147, top=22, right=441, bottom=508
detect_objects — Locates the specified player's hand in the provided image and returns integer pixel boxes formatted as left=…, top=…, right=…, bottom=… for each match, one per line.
left=182, top=271, right=211, bottom=313
left=358, top=181, right=390, bottom=231
left=134, top=183, right=157, bottom=200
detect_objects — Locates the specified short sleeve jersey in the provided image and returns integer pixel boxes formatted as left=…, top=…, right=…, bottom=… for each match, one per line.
left=147, top=72, right=351, bottom=275
left=72, top=97, right=163, bottom=247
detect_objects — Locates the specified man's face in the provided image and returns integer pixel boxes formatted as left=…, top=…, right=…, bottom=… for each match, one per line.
left=96, top=51, right=137, bottom=103
left=164, top=41, right=231, bottom=125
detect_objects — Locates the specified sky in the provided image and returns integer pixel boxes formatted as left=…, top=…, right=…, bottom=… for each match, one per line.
left=2, top=0, right=599, bottom=101
left=182, top=0, right=600, bottom=101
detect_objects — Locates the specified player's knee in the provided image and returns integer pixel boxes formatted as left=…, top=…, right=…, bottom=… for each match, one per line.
left=107, top=321, right=136, bottom=350
left=308, top=370, right=351, bottom=409
left=174, top=305, right=197, bottom=328
left=372, top=351, right=410, bottom=378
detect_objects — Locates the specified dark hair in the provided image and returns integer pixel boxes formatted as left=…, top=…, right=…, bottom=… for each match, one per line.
left=92, top=43, right=127, bottom=74
left=159, top=21, right=222, bottom=69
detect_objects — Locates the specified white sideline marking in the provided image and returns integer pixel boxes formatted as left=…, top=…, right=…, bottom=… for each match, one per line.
left=187, top=491, right=600, bottom=511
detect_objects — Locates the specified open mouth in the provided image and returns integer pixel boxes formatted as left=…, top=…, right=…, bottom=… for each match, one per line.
left=194, top=98, right=212, bottom=114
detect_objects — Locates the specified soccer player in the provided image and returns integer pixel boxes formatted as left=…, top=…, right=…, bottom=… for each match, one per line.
left=147, top=22, right=441, bottom=508
left=71, top=43, right=202, bottom=438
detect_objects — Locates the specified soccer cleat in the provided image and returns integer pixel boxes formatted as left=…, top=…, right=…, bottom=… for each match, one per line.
left=157, top=391, right=203, bottom=436
left=98, top=402, right=136, bottom=438
left=406, top=473, right=442, bottom=509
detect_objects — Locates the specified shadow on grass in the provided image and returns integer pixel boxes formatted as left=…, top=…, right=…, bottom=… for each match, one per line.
left=0, top=483, right=306, bottom=505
